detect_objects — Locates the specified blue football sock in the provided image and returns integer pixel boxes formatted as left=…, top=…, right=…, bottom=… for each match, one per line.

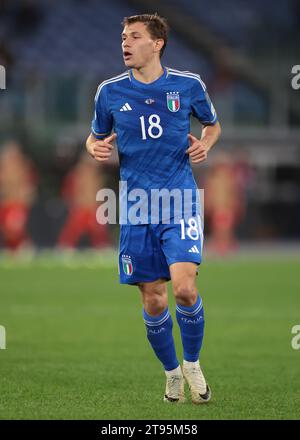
left=143, top=307, right=179, bottom=371
left=176, top=294, right=204, bottom=362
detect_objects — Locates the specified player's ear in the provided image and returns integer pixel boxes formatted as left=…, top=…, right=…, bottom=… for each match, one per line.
left=154, top=38, right=164, bottom=53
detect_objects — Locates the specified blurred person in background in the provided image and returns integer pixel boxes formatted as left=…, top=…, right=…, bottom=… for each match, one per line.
left=0, top=140, right=37, bottom=250
left=205, top=152, right=246, bottom=255
left=58, top=152, right=111, bottom=249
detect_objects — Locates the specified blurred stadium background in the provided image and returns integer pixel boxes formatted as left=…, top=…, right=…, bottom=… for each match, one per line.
left=0, top=0, right=299, bottom=253
left=0, top=0, right=300, bottom=420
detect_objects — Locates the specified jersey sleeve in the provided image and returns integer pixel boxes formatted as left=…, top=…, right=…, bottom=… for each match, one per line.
left=191, top=77, right=218, bottom=125
left=91, top=84, right=113, bottom=139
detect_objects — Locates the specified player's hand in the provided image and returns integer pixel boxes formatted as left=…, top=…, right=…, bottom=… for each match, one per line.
left=89, top=133, right=117, bottom=162
left=186, top=133, right=209, bottom=164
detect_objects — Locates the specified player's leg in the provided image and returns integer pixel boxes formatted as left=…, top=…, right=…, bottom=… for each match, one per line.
left=170, top=262, right=211, bottom=403
left=138, top=279, right=185, bottom=403
left=170, top=262, right=203, bottom=358
left=160, top=216, right=211, bottom=404
left=118, top=224, right=184, bottom=402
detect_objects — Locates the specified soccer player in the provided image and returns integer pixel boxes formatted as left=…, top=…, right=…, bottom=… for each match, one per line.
left=86, top=13, right=221, bottom=404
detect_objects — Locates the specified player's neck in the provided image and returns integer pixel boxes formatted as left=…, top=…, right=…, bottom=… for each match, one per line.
left=131, top=62, right=164, bottom=84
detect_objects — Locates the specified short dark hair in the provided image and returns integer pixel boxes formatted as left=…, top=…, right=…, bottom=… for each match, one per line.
left=122, top=13, right=169, bottom=58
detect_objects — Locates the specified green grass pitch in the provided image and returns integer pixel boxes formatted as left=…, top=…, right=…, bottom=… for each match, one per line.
left=0, top=255, right=300, bottom=419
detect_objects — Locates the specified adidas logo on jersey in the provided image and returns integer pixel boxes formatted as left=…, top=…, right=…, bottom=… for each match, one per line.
left=120, top=103, right=132, bottom=111
left=188, top=245, right=200, bottom=254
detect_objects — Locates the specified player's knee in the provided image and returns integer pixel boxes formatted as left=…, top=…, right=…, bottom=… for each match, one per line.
left=139, top=284, right=167, bottom=316
left=144, top=292, right=167, bottom=316
left=144, top=297, right=167, bottom=316
left=173, top=282, right=198, bottom=307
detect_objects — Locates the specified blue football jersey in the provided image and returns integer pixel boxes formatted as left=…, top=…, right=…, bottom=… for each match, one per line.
left=91, top=67, right=218, bottom=224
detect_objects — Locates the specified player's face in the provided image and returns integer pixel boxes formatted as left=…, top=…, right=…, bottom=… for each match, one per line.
left=121, top=22, right=161, bottom=68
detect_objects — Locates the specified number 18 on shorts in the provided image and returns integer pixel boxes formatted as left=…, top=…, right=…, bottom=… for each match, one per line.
left=119, top=215, right=204, bottom=284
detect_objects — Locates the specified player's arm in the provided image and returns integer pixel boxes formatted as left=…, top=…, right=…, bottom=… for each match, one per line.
left=87, top=82, right=116, bottom=161
left=188, top=76, right=221, bottom=164
left=186, top=121, right=221, bottom=164
left=86, top=132, right=117, bottom=162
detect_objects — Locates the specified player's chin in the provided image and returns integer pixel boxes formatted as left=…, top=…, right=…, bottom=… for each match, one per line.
left=123, top=59, right=135, bottom=68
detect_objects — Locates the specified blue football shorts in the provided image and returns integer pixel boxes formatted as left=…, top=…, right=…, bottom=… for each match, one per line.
left=119, top=216, right=203, bottom=285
